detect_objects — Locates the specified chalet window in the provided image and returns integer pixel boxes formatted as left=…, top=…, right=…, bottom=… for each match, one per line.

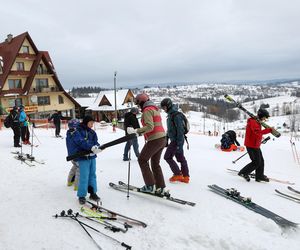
left=58, top=95, right=64, bottom=104
left=8, top=79, right=22, bottom=89
left=16, top=62, right=24, bottom=71
left=8, top=98, right=22, bottom=107
left=37, top=96, right=50, bottom=106
left=35, top=79, right=49, bottom=91
left=21, top=45, right=29, bottom=53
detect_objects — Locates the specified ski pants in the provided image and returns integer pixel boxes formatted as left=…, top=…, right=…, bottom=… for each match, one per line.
left=55, top=123, right=61, bottom=136
left=138, top=137, right=166, bottom=189
left=164, top=141, right=189, bottom=177
left=123, top=137, right=140, bottom=160
left=12, top=126, right=21, bottom=146
left=21, top=126, right=30, bottom=142
left=77, top=158, right=97, bottom=198
left=239, top=147, right=265, bottom=178
left=67, top=160, right=80, bottom=188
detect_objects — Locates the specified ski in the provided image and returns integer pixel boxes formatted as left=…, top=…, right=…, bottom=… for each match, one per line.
left=110, top=181, right=196, bottom=207
left=208, top=184, right=298, bottom=228
left=275, top=189, right=300, bottom=203
left=13, top=155, right=35, bottom=167
left=86, top=201, right=147, bottom=228
left=11, top=151, right=45, bottom=164
left=80, top=206, right=131, bottom=233
left=224, top=94, right=281, bottom=138
left=226, top=168, right=295, bottom=185
left=288, top=186, right=300, bottom=195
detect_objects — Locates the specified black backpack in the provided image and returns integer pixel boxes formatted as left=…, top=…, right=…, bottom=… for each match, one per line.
left=4, top=114, right=13, bottom=128
left=170, top=111, right=190, bottom=149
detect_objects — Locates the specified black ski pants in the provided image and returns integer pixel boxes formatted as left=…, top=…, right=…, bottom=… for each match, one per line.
left=239, top=147, right=265, bottom=179
left=12, top=126, right=21, bottom=146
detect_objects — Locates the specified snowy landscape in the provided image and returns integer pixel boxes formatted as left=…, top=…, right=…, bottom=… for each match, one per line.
left=1, top=107, right=300, bottom=250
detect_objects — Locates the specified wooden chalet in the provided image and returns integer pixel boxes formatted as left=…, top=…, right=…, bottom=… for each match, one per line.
left=0, top=32, right=80, bottom=118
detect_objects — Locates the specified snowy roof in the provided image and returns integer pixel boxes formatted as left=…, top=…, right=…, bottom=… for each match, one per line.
left=74, top=97, right=96, bottom=107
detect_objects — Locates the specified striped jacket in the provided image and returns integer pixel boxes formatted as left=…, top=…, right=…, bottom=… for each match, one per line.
left=136, top=101, right=165, bottom=141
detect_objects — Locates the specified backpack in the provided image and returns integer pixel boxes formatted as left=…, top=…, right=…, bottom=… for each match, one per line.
left=4, top=114, right=13, bottom=128
left=220, top=133, right=232, bottom=149
left=171, top=111, right=190, bottom=135
left=171, top=111, right=190, bottom=149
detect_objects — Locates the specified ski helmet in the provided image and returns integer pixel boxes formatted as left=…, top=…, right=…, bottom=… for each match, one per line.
left=257, top=109, right=270, bottom=119
left=160, top=98, right=173, bottom=111
left=135, top=93, right=149, bottom=108
left=68, top=118, right=80, bottom=129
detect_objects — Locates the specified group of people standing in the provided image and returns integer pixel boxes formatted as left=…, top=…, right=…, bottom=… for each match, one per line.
left=9, top=105, right=30, bottom=147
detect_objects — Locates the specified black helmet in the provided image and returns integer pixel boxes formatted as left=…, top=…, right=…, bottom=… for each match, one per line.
left=160, top=98, right=173, bottom=111
left=257, top=109, right=270, bottom=119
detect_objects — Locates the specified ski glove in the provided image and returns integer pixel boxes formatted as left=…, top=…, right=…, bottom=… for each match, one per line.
left=91, top=145, right=102, bottom=154
left=127, top=127, right=139, bottom=135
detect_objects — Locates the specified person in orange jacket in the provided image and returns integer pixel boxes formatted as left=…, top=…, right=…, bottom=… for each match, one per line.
left=238, top=109, right=275, bottom=182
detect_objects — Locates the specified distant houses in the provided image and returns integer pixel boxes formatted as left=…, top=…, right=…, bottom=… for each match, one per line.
left=0, top=32, right=79, bottom=118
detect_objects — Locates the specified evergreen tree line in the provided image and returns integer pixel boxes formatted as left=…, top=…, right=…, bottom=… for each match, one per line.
left=70, top=86, right=109, bottom=97
left=185, top=97, right=240, bottom=122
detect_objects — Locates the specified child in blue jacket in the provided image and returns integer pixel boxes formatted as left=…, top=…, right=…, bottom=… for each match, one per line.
left=67, top=115, right=102, bottom=204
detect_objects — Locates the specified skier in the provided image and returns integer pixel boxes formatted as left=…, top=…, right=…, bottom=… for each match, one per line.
left=238, top=109, right=274, bottom=182
left=69, top=115, right=102, bottom=204
left=10, top=106, right=21, bottom=147
left=66, top=119, right=81, bottom=191
left=220, top=130, right=241, bottom=152
left=123, top=107, right=140, bottom=161
left=160, top=98, right=190, bottom=183
left=127, top=93, right=167, bottom=195
left=19, top=105, right=30, bottom=145
left=48, top=110, right=63, bottom=137
left=112, top=117, right=117, bottom=132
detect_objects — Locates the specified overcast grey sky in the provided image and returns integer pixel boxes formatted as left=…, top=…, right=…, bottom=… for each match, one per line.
left=1, top=0, right=300, bottom=88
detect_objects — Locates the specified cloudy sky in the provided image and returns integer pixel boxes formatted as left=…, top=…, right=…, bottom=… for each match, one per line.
left=1, top=0, right=300, bottom=88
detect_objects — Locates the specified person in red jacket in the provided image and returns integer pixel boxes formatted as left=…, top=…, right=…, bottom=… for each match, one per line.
left=238, top=109, right=274, bottom=182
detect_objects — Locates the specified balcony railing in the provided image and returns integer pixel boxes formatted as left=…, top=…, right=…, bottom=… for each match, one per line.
left=30, top=86, right=60, bottom=93
left=36, top=69, right=52, bottom=75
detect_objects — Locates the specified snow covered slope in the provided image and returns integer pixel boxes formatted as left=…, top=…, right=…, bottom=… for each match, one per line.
left=0, top=118, right=300, bottom=250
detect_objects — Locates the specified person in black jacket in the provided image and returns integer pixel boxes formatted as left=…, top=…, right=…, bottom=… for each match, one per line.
left=10, top=106, right=21, bottom=147
left=123, top=107, right=140, bottom=161
left=48, top=110, right=63, bottom=137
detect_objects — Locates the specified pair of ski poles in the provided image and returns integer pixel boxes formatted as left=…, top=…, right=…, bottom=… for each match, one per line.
left=54, top=209, right=132, bottom=250
left=232, top=136, right=271, bottom=164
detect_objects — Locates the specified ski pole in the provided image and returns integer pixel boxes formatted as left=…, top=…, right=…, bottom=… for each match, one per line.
left=55, top=210, right=103, bottom=250
left=127, top=147, right=131, bottom=200
left=232, top=136, right=271, bottom=164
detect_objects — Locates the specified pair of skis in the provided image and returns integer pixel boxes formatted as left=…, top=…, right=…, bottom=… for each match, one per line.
left=275, top=186, right=300, bottom=203
left=11, top=151, right=45, bottom=166
left=208, top=184, right=298, bottom=228
left=226, top=168, right=295, bottom=185
left=109, top=181, right=196, bottom=207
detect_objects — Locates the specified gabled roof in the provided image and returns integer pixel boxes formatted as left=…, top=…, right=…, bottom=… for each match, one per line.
left=0, top=32, right=80, bottom=107
left=0, top=32, right=38, bottom=90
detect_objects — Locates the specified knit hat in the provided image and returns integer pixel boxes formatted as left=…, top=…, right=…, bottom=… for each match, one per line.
left=82, top=115, right=94, bottom=125
left=130, top=107, right=139, bottom=114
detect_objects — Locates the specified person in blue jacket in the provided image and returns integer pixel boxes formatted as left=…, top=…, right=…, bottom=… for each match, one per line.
left=19, top=105, right=30, bottom=144
left=68, top=115, right=102, bottom=204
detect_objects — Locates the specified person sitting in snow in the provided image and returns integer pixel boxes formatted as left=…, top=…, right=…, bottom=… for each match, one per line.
left=238, top=109, right=275, bottom=182
left=68, top=115, right=102, bottom=204
left=220, top=130, right=240, bottom=152
left=66, top=119, right=81, bottom=191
